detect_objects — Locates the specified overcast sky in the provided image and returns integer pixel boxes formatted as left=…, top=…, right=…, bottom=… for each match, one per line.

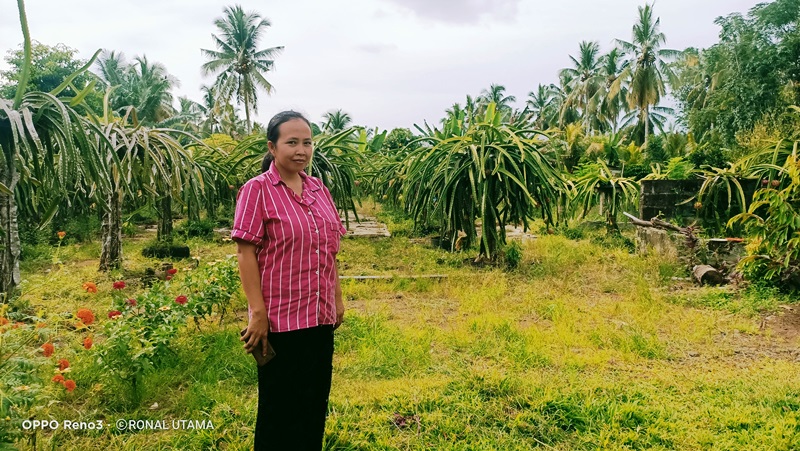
left=1, top=0, right=762, bottom=131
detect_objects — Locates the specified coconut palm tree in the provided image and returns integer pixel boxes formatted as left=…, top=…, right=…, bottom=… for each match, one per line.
left=95, top=51, right=179, bottom=126
left=559, top=41, right=604, bottom=132
left=597, top=48, right=629, bottom=133
left=526, top=84, right=559, bottom=129
left=322, top=109, right=352, bottom=133
left=201, top=4, right=284, bottom=133
left=614, top=3, right=680, bottom=145
left=477, top=84, right=516, bottom=119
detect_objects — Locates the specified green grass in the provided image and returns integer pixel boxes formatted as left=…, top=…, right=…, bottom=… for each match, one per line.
left=4, top=225, right=800, bottom=450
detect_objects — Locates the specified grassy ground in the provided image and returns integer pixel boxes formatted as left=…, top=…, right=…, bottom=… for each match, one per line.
left=5, top=214, right=800, bottom=450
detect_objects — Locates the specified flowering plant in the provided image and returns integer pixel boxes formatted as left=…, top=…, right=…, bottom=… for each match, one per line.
left=93, top=281, right=189, bottom=406
left=182, top=256, right=239, bottom=329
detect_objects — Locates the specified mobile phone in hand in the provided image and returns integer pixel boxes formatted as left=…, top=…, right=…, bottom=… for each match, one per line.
left=240, top=328, right=276, bottom=366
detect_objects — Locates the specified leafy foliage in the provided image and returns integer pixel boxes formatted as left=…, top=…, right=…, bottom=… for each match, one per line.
left=730, top=148, right=800, bottom=290
left=405, top=103, right=567, bottom=260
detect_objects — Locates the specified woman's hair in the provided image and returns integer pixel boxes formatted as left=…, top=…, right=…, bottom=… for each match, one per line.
left=261, top=111, right=313, bottom=173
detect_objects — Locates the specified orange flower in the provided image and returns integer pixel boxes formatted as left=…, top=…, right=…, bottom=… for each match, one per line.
left=0, top=317, right=7, bottom=326
left=42, top=342, right=54, bottom=357
left=76, top=309, right=95, bottom=326
left=58, top=359, right=70, bottom=371
left=36, top=322, right=47, bottom=329
left=63, top=380, right=76, bottom=392
left=52, top=374, right=65, bottom=384
left=83, top=336, right=93, bottom=350
left=57, top=231, right=66, bottom=240
left=82, top=282, right=97, bottom=294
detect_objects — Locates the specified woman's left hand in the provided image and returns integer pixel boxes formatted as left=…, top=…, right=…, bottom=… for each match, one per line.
left=334, top=297, right=345, bottom=330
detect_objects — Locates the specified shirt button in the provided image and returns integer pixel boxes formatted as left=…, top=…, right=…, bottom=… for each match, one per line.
left=315, top=249, right=319, bottom=254
left=316, top=292, right=320, bottom=296
left=315, top=270, right=319, bottom=275
left=308, top=211, right=312, bottom=215
left=315, top=229, right=319, bottom=233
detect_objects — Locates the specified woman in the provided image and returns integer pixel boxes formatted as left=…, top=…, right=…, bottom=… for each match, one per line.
left=231, top=110, right=346, bottom=450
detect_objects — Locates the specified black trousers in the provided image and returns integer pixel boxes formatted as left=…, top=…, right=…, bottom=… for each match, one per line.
left=255, top=325, right=334, bottom=451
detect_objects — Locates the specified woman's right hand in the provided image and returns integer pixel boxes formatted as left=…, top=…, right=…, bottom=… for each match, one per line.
left=242, top=310, right=270, bottom=356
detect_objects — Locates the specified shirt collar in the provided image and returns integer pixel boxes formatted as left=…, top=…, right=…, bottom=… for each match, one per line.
left=265, top=160, right=321, bottom=192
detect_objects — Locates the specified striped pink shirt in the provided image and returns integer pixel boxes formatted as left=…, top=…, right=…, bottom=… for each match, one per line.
left=231, top=162, right=347, bottom=332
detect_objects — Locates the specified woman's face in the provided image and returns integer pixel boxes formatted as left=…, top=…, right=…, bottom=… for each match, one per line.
left=268, top=119, right=313, bottom=175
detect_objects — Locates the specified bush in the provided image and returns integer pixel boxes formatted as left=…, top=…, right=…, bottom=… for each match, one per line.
left=141, top=239, right=191, bottom=259
left=94, top=282, right=190, bottom=407
left=176, top=219, right=216, bottom=240
left=730, top=151, right=800, bottom=291
left=502, top=241, right=523, bottom=269
left=182, top=256, right=239, bottom=328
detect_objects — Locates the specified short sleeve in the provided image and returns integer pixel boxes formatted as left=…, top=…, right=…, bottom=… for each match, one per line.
left=231, top=179, right=267, bottom=246
left=321, top=184, right=347, bottom=237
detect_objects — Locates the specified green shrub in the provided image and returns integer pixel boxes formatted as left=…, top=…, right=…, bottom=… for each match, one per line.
left=730, top=152, right=800, bottom=291
left=182, top=256, right=239, bottom=328
left=176, top=219, right=217, bottom=240
left=94, top=282, right=190, bottom=407
left=502, top=241, right=523, bottom=269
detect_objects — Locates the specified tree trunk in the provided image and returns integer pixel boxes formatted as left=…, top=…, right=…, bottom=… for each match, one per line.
left=99, top=187, right=123, bottom=271
left=0, top=162, right=21, bottom=303
left=158, top=195, right=173, bottom=241
left=244, top=96, right=251, bottom=134
left=643, top=105, right=650, bottom=147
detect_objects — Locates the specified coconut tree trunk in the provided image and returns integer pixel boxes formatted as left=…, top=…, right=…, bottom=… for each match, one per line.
left=99, top=187, right=123, bottom=271
left=244, top=96, right=251, bottom=134
left=158, top=194, right=173, bottom=241
left=643, top=105, right=650, bottom=147
left=0, top=162, right=21, bottom=303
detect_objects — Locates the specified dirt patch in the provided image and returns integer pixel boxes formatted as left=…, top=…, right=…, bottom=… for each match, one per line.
left=761, top=305, right=800, bottom=342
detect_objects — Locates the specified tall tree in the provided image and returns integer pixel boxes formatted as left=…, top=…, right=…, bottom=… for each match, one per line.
left=559, top=41, right=604, bottom=132
left=526, top=84, right=558, bottom=129
left=0, top=41, right=103, bottom=114
left=597, top=48, right=629, bottom=133
left=322, top=109, right=352, bottom=133
left=95, top=51, right=179, bottom=125
left=478, top=84, right=516, bottom=119
left=614, top=3, right=679, bottom=145
left=201, top=4, right=283, bottom=133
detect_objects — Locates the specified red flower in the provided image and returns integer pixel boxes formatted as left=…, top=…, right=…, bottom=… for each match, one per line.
left=42, top=342, right=54, bottom=357
left=76, top=309, right=95, bottom=326
left=52, top=374, right=65, bottom=384
left=126, top=298, right=137, bottom=307
left=107, top=310, right=122, bottom=320
left=63, top=380, right=76, bottom=392
left=57, top=231, right=66, bottom=240
left=166, top=275, right=173, bottom=281
left=82, top=282, right=97, bottom=293
left=113, top=281, right=126, bottom=290
left=83, top=336, right=93, bottom=350
left=58, top=359, right=70, bottom=371
left=175, top=295, right=188, bottom=305
left=166, top=268, right=178, bottom=275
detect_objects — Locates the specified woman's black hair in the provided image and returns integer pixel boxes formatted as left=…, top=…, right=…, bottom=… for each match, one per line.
left=261, top=110, right=313, bottom=173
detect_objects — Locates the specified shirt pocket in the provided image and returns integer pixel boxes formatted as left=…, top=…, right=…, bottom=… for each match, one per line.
left=322, top=219, right=343, bottom=254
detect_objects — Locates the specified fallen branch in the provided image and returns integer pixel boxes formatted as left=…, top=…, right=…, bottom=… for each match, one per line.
left=622, top=212, right=690, bottom=234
